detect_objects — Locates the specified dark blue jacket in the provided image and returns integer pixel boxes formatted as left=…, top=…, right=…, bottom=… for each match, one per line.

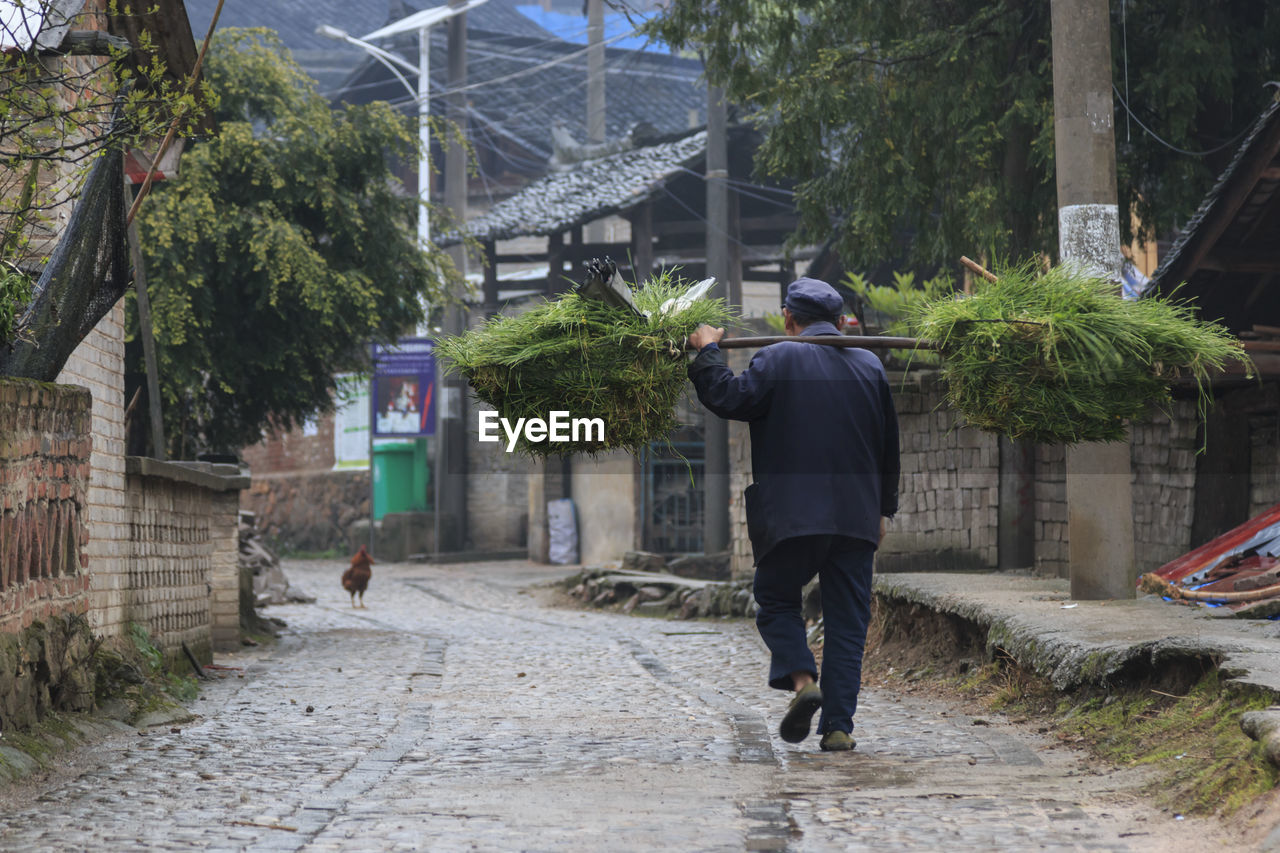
left=688, top=322, right=900, bottom=562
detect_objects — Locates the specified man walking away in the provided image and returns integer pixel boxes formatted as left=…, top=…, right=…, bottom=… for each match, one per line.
left=687, top=277, right=900, bottom=751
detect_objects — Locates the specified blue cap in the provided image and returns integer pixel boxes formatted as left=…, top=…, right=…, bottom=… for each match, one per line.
left=784, top=277, right=843, bottom=318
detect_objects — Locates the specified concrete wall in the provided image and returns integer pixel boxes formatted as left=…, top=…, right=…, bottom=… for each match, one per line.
left=0, top=378, right=92, bottom=633
left=571, top=451, right=640, bottom=565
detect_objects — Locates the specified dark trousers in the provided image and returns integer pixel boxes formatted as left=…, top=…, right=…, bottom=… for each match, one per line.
left=753, top=534, right=875, bottom=736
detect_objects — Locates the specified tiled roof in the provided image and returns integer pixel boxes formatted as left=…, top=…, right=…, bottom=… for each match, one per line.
left=439, top=130, right=707, bottom=245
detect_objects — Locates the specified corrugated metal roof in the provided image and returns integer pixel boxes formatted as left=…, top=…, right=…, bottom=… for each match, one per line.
left=440, top=130, right=707, bottom=245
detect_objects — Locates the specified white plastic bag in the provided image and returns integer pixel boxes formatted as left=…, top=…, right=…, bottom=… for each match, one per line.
left=547, top=498, right=578, bottom=565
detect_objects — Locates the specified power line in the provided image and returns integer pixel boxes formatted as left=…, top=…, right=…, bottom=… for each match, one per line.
left=659, top=185, right=776, bottom=262
left=671, top=165, right=797, bottom=211
left=1112, top=85, right=1253, bottom=158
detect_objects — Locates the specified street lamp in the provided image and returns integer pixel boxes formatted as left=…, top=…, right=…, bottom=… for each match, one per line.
left=317, top=0, right=489, bottom=249
left=319, top=2, right=489, bottom=558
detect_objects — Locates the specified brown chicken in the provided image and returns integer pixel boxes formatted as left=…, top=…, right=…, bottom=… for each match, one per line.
left=342, top=546, right=373, bottom=608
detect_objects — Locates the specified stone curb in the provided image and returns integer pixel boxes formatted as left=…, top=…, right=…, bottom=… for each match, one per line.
left=872, top=571, right=1280, bottom=767
left=872, top=573, right=1280, bottom=694
left=562, top=567, right=756, bottom=619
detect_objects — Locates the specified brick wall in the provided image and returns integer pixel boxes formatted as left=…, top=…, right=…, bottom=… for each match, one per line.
left=240, top=414, right=336, bottom=474
left=209, top=491, right=241, bottom=651
left=126, top=460, right=248, bottom=661
left=0, top=378, right=92, bottom=633
left=56, top=302, right=129, bottom=639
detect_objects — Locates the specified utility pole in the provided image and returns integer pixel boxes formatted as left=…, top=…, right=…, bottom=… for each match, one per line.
left=1051, top=0, right=1135, bottom=599
left=437, top=0, right=470, bottom=552
left=586, top=0, right=605, bottom=147
left=703, top=84, right=731, bottom=554
left=585, top=0, right=606, bottom=245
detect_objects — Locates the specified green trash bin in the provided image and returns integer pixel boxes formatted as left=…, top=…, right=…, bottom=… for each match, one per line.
left=372, top=442, right=427, bottom=520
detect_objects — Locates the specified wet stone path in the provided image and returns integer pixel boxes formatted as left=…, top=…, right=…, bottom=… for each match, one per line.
left=0, top=559, right=1240, bottom=851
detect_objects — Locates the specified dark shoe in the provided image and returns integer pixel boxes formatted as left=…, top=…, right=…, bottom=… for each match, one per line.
left=820, top=730, right=856, bottom=751
left=779, top=683, right=823, bottom=743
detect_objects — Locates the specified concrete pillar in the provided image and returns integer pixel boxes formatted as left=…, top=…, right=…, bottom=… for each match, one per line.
left=703, top=83, right=731, bottom=554
left=436, top=0, right=470, bottom=552
left=1051, top=0, right=1136, bottom=599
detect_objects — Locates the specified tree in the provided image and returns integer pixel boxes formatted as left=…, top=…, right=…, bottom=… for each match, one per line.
left=646, top=1, right=1280, bottom=269
left=0, top=0, right=200, bottom=352
left=137, top=29, right=456, bottom=458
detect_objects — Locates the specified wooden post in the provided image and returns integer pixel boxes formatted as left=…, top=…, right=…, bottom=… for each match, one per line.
left=482, top=240, right=499, bottom=318
left=631, top=202, right=653, bottom=284
left=124, top=181, right=166, bottom=460
left=547, top=230, right=564, bottom=295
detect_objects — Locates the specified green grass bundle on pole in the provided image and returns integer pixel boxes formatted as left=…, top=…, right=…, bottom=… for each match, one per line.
left=436, top=272, right=735, bottom=455
left=911, top=262, right=1249, bottom=445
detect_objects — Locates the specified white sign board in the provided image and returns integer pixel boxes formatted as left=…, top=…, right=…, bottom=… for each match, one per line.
left=333, top=374, right=370, bottom=469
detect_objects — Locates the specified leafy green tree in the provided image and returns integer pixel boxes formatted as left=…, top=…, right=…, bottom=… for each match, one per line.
left=647, top=1, right=1279, bottom=268
left=138, top=29, right=455, bottom=457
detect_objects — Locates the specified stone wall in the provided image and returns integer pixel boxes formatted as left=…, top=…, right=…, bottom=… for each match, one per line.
left=1036, top=401, right=1201, bottom=578
left=243, top=469, right=369, bottom=553
left=0, top=379, right=92, bottom=634
left=1033, top=445, right=1068, bottom=577
left=1130, top=402, right=1198, bottom=572
left=125, top=460, right=249, bottom=661
left=467, top=404, right=533, bottom=551
left=878, top=371, right=1000, bottom=572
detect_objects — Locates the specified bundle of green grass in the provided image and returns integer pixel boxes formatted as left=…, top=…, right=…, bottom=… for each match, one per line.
left=436, top=273, right=734, bottom=455
left=911, top=263, right=1248, bottom=445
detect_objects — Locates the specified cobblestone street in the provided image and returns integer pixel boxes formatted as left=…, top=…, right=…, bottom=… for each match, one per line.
left=0, top=559, right=1250, bottom=852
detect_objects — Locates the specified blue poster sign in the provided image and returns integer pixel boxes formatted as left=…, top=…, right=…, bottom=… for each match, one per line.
left=372, top=338, right=436, bottom=437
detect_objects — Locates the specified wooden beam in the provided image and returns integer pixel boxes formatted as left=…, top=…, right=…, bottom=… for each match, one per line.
left=652, top=214, right=797, bottom=237
left=1172, top=117, right=1280, bottom=286
left=1204, top=247, right=1280, bottom=274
